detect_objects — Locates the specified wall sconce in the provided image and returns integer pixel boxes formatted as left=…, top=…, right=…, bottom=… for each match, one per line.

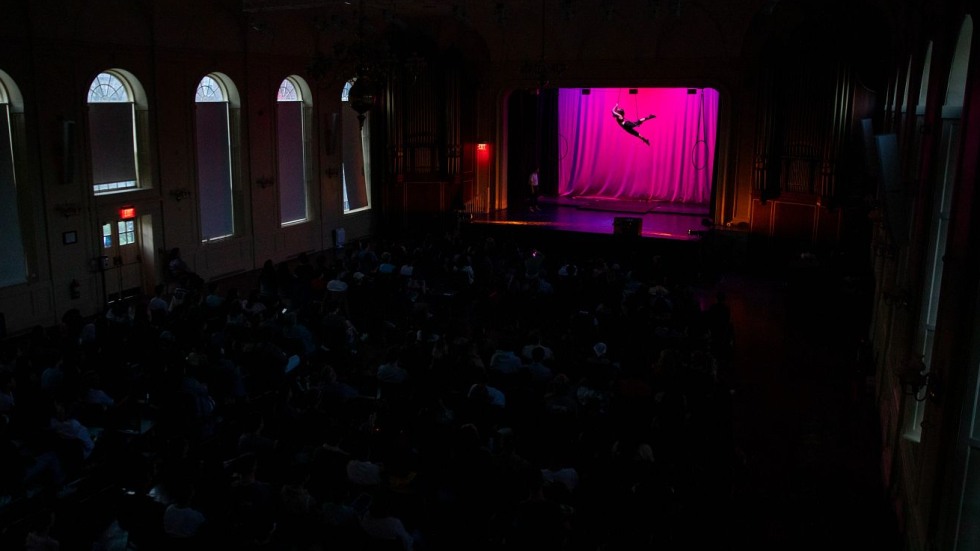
left=256, top=177, right=274, bottom=189
left=900, top=369, right=929, bottom=402
left=54, top=202, right=83, bottom=218
left=169, top=188, right=192, bottom=202
left=898, top=356, right=940, bottom=403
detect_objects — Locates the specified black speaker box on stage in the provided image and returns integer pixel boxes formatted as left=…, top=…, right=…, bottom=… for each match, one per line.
left=613, top=217, right=642, bottom=236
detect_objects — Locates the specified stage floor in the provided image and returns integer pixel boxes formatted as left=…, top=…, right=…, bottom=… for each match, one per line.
left=468, top=197, right=711, bottom=241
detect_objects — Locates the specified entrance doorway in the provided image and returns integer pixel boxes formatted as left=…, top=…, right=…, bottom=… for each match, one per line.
left=98, top=214, right=155, bottom=304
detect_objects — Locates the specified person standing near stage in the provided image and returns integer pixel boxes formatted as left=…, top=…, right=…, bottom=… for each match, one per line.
left=529, top=168, right=541, bottom=212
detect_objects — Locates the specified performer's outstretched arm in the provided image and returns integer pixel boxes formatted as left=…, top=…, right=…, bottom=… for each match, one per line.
left=611, top=104, right=625, bottom=123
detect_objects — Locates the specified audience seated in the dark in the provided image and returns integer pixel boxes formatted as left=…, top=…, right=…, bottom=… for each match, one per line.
left=0, top=227, right=738, bottom=551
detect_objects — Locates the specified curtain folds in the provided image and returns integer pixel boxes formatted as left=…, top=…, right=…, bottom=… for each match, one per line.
left=557, top=87, right=718, bottom=204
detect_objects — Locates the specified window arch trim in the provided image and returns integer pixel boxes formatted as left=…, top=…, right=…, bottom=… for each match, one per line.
left=196, top=76, right=225, bottom=103
left=88, top=72, right=131, bottom=103
left=0, top=70, right=23, bottom=112
left=195, top=72, right=242, bottom=108
left=277, top=75, right=313, bottom=106
left=943, top=15, right=973, bottom=118
left=86, top=68, right=148, bottom=109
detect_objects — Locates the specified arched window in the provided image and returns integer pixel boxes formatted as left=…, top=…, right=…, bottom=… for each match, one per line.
left=341, top=78, right=371, bottom=213
left=87, top=70, right=148, bottom=194
left=276, top=76, right=312, bottom=226
left=908, top=16, right=973, bottom=444
left=195, top=73, right=240, bottom=241
left=0, top=70, right=27, bottom=287
left=902, top=43, right=938, bottom=442
left=951, top=17, right=980, bottom=550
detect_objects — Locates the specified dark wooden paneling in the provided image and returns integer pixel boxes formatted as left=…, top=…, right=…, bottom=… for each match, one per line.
left=815, top=207, right=841, bottom=246
left=773, top=202, right=815, bottom=243
left=402, top=181, right=447, bottom=214
left=750, top=195, right=853, bottom=248
left=750, top=198, right=773, bottom=235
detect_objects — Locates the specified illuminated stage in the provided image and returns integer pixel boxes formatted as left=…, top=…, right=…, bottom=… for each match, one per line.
left=498, top=86, right=718, bottom=242
left=468, top=197, right=711, bottom=241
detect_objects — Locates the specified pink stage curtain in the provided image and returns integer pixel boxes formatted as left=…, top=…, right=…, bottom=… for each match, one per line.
left=558, top=87, right=718, bottom=204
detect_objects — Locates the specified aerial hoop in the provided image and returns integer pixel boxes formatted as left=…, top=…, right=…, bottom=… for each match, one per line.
left=691, top=88, right=709, bottom=170
left=558, top=133, right=569, bottom=161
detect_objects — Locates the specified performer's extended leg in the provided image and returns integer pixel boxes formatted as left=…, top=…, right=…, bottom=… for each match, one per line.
left=627, top=128, right=650, bottom=146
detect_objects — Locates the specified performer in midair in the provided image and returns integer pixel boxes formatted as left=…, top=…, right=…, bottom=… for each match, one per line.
left=611, top=103, right=655, bottom=146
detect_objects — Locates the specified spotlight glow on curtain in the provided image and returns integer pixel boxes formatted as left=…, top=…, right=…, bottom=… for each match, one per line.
left=558, top=87, right=718, bottom=204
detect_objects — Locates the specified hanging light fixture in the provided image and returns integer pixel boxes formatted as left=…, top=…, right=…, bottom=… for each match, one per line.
left=520, top=0, right=565, bottom=94
left=343, top=0, right=384, bottom=128
left=898, top=355, right=929, bottom=402
left=347, top=66, right=377, bottom=129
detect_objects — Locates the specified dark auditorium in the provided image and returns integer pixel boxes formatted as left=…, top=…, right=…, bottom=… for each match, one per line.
left=1, top=1, right=979, bottom=550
